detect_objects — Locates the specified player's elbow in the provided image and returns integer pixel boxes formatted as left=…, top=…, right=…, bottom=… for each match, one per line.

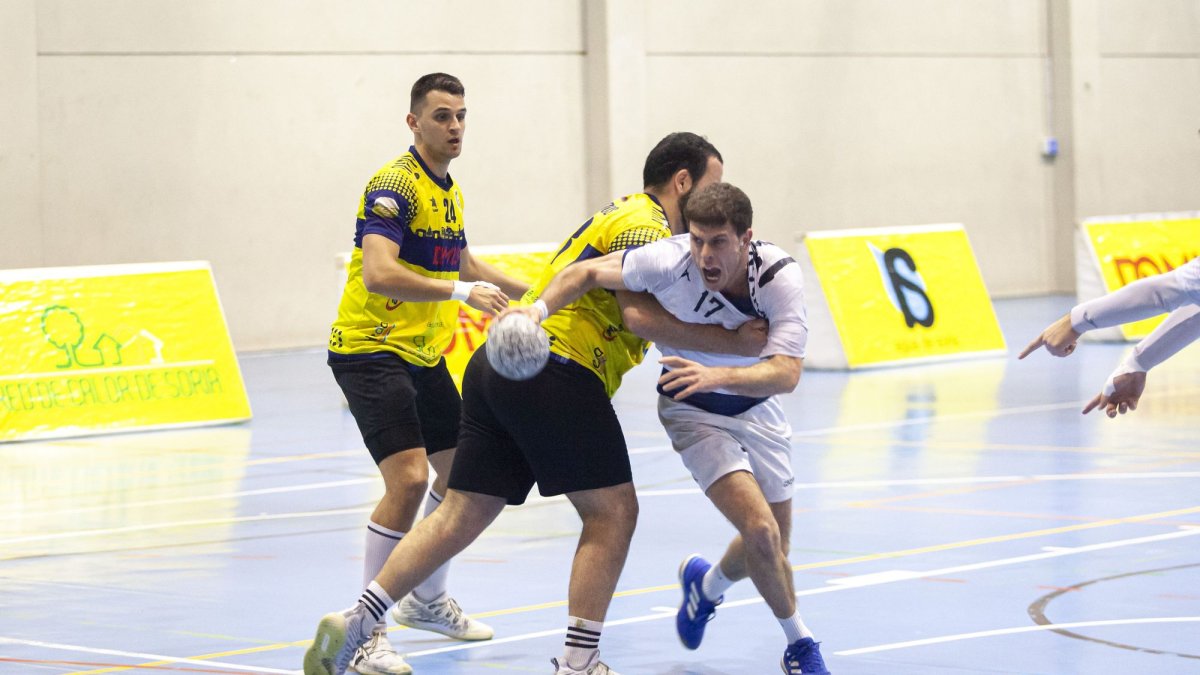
left=774, top=358, right=803, bottom=394
left=361, top=267, right=389, bottom=296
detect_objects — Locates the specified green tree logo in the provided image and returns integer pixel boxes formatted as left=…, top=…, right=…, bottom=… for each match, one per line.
left=42, top=305, right=85, bottom=368
left=40, top=305, right=122, bottom=368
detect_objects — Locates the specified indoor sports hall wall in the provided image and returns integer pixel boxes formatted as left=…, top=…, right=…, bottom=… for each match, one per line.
left=1, top=0, right=1197, bottom=351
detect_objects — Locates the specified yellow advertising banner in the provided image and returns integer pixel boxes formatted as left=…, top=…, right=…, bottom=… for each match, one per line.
left=1080, top=213, right=1200, bottom=340
left=0, top=262, right=251, bottom=442
left=443, top=244, right=555, bottom=389
left=804, top=224, right=1005, bottom=368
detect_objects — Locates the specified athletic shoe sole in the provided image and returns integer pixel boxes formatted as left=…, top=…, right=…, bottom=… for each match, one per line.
left=303, top=612, right=348, bottom=675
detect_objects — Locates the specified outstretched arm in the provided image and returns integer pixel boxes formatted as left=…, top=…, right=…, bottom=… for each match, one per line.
left=502, top=250, right=628, bottom=324
left=1081, top=304, right=1200, bottom=417
left=1021, top=264, right=1198, bottom=359
left=658, top=354, right=803, bottom=400
left=618, top=292, right=767, bottom=357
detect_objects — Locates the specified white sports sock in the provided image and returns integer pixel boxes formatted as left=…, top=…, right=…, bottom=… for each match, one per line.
left=779, top=612, right=813, bottom=643
left=412, top=489, right=452, bottom=602
left=562, top=616, right=603, bottom=671
left=358, top=581, right=396, bottom=624
left=364, top=520, right=404, bottom=628
left=701, top=562, right=734, bottom=600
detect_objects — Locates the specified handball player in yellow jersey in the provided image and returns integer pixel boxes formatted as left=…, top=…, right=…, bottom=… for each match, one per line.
left=325, top=73, right=527, bottom=675
left=305, top=133, right=766, bottom=675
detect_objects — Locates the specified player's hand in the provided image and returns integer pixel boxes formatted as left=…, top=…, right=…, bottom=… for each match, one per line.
left=1019, top=313, right=1081, bottom=359
left=495, top=304, right=542, bottom=325
left=1081, top=371, right=1146, bottom=418
left=466, top=282, right=509, bottom=316
left=658, top=356, right=724, bottom=400
left=733, top=318, right=769, bottom=356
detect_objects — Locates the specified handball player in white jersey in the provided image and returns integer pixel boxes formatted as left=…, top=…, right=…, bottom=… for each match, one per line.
left=507, top=182, right=830, bottom=674
left=1020, top=257, right=1200, bottom=417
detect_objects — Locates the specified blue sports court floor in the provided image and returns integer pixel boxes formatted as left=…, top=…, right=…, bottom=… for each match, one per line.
left=2, top=295, right=1198, bottom=674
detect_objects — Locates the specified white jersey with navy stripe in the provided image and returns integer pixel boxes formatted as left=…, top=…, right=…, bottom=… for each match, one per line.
left=621, top=234, right=808, bottom=397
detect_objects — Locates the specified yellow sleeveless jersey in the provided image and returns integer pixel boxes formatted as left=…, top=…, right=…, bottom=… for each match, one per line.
left=329, top=147, right=466, bottom=367
left=522, top=193, right=671, bottom=397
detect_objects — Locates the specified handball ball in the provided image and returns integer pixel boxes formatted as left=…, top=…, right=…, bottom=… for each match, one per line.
left=486, top=312, right=550, bottom=381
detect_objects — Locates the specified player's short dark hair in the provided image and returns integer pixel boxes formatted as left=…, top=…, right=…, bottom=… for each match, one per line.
left=684, top=183, right=753, bottom=235
left=642, top=132, right=723, bottom=189
left=410, top=73, right=465, bottom=113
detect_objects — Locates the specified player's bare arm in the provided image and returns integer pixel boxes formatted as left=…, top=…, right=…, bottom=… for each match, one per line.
left=618, top=292, right=767, bottom=357
left=658, top=354, right=803, bottom=400
left=460, top=246, right=530, bottom=300
left=362, top=233, right=508, bottom=315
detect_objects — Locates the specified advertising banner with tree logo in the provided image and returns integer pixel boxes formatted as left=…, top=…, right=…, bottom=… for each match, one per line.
left=798, top=224, right=1005, bottom=369
left=0, top=262, right=251, bottom=441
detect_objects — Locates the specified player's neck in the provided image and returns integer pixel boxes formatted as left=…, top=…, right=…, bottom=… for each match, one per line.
left=722, top=272, right=751, bottom=299
left=643, top=187, right=681, bottom=233
left=413, top=141, right=452, bottom=179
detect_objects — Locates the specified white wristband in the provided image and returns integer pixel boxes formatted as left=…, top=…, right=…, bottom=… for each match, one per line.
left=533, top=299, right=549, bottom=322
left=451, top=280, right=473, bottom=302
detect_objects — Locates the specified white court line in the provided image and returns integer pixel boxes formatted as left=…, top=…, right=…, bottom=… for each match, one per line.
left=0, top=478, right=376, bottom=522
left=8, top=472, right=1200, bottom=544
left=834, top=617, right=1200, bottom=656
left=0, top=507, right=371, bottom=547
left=0, top=637, right=294, bottom=674
left=636, top=471, right=1200, bottom=497
left=393, top=527, right=1200, bottom=661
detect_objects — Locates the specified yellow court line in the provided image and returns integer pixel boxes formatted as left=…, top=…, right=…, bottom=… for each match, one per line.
left=64, top=503, right=1200, bottom=675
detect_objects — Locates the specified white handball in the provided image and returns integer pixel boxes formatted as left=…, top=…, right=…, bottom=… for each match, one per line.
left=485, top=312, right=550, bottom=381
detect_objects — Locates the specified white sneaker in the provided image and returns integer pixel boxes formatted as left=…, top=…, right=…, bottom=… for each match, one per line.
left=390, top=592, right=494, bottom=641
left=302, top=605, right=373, bottom=675
left=550, top=653, right=619, bottom=675
left=348, top=631, right=412, bottom=675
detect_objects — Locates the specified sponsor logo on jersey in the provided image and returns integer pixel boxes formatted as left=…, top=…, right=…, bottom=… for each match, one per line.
left=371, top=196, right=400, bottom=219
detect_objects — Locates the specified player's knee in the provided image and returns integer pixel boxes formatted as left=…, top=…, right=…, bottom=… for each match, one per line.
left=742, top=516, right=782, bottom=559
left=583, top=492, right=638, bottom=535
left=381, top=465, right=430, bottom=501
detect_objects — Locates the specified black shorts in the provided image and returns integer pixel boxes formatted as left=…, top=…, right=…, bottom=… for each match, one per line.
left=329, top=353, right=461, bottom=464
left=449, top=349, right=631, bottom=505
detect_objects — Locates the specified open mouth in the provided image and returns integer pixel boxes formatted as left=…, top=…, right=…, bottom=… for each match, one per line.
left=702, top=267, right=721, bottom=283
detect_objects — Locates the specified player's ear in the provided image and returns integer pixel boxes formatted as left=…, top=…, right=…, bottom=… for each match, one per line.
left=673, top=168, right=692, bottom=195
left=406, top=111, right=419, bottom=134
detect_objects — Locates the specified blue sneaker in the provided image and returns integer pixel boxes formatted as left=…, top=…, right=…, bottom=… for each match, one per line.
left=781, top=637, right=830, bottom=674
left=675, top=554, right=722, bottom=650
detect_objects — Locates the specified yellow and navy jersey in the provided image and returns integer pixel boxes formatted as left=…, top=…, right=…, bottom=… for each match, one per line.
left=329, top=146, right=466, bottom=367
left=522, top=192, right=671, bottom=397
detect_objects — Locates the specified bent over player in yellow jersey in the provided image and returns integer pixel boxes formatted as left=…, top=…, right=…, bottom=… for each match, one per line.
left=529, top=192, right=672, bottom=396
left=321, top=73, right=526, bottom=675
left=304, top=132, right=767, bottom=675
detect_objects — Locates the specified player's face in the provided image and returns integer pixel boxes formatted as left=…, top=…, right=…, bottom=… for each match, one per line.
left=688, top=221, right=752, bottom=293
left=410, top=90, right=467, bottom=164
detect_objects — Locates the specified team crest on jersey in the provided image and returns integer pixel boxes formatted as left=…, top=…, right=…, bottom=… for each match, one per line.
left=602, top=324, right=622, bottom=342
left=371, top=196, right=401, bottom=219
